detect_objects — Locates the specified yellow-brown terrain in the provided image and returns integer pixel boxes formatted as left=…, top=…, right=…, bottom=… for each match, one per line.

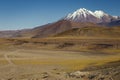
left=0, top=26, right=120, bottom=80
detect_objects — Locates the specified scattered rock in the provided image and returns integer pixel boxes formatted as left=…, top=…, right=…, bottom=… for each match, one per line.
left=41, top=72, right=49, bottom=79
left=88, top=74, right=96, bottom=79
left=69, top=71, right=89, bottom=78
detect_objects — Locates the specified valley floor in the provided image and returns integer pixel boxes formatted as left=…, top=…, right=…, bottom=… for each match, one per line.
left=0, top=38, right=119, bottom=80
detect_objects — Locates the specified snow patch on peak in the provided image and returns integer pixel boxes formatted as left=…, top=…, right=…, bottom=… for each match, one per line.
left=94, top=10, right=105, bottom=14
left=76, top=8, right=94, bottom=15
left=94, top=10, right=108, bottom=18
left=65, top=8, right=95, bottom=20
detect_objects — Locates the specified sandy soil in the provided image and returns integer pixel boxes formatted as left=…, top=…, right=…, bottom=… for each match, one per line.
left=0, top=48, right=120, bottom=80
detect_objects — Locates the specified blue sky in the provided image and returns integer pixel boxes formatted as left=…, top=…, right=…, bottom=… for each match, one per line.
left=0, top=0, right=120, bottom=30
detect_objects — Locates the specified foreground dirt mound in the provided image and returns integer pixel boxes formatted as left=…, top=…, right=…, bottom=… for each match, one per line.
left=69, top=61, right=120, bottom=80
left=2, top=61, right=119, bottom=80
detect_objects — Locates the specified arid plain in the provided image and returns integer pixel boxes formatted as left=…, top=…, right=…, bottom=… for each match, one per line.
left=0, top=37, right=120, bottom=80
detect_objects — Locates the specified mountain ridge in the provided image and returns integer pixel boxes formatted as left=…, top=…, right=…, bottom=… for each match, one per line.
left=0, top=8, right=120, bottom=38
left=64, top=8, right=120, bottom=23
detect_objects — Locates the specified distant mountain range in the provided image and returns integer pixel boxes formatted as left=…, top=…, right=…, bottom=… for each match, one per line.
left=64, top=8, right=120, bottom=23
left=0, top=8, right=120, bottom=38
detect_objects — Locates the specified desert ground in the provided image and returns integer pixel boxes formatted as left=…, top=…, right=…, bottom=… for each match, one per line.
left=0, top=37, right=120, bottom=80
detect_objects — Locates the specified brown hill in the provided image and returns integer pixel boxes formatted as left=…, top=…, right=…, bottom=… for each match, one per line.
left=23, top=20, right=99, bottom=38
left=0, top=30, right=19, bottom=38
left=0, top=20, right=119, bottom=38
left=9, top=20, right=97, bottom=38
left=54, top=26, right=120, bottom=38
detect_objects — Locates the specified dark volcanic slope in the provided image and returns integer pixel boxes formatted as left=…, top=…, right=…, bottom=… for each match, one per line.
left=0, top=21, right=93, bottom=38
left=25, top=20, right=97, bottom=38
left=108, top=19, right=120, bottom=26
left=31, top=20, right=73, bottom=38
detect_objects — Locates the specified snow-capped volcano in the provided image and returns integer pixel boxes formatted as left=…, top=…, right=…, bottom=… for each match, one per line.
left=64, top=8, right=119, bottom=23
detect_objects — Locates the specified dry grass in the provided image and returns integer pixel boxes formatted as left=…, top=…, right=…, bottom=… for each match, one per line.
left=0, top=59, right=8, bottom=65
left=102, top=49, right=120, bottom=53
left=54, top=26, right=120, bottom=38
left=10, top=53, right=120, bottom=72
left=0, top=37, right=119, bottom=72
left=59, top=55, right=120, bottom=71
